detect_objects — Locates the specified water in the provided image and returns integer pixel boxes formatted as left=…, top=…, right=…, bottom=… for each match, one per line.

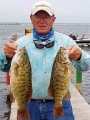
left=0, top=23, right=90, bottom=120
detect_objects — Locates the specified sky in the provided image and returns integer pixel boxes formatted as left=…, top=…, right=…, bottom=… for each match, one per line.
left=0, top=0, right=90, bottom=23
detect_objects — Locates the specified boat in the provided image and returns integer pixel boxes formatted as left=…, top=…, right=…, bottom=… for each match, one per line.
left=69, top=33, right=90, bottom=46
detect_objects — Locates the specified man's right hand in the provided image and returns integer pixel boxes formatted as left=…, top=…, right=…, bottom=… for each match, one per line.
left=4, top=42, right=18, bottom=59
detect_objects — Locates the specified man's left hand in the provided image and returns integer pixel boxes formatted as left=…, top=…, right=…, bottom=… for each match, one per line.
left=67, top=45, right=81, bottom=60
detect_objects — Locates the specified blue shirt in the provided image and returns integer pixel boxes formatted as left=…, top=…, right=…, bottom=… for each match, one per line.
left=0, top=31, right=90, bottom=99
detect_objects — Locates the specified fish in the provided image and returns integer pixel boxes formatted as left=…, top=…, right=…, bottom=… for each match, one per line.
left=10, top=47, right=32, bottom=120
left=48, top=47, right=73, bottom=119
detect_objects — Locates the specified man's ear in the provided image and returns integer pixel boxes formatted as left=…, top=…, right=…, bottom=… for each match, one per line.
left=30, top=15, right=33, bottom=22
left=53, top=16, right=56, bottom=22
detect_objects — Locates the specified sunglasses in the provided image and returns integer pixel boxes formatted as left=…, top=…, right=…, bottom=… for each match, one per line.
left=34, top=41, right=55, bottom=49
left=32, top=15, right=53, bottom=22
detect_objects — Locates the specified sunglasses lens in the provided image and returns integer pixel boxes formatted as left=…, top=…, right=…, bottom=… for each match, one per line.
left=34, top=41, right=54, bottom=49
left=34, top=43, right=44, bottom=49
left=45, top=41, right=54, bottom=48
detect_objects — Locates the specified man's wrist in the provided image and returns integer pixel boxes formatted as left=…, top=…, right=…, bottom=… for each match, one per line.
left=77, top=52, right=82, bottom=60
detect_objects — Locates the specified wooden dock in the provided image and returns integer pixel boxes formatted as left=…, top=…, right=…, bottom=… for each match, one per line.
left=71, top=84, right=90, bottom=120
left=9, top=84, right=90, bottom=120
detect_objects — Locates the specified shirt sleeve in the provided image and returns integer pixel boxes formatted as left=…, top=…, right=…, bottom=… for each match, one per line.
left=0, top=52, right=11, bottom=72
left=66, top=36, right=90, bottom=71
left=71, top=49, right=90, bottom=71
left=0, top=35, right=30, bottom=72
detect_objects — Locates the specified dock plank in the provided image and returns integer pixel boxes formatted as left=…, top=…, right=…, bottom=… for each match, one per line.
left=71, top=84, right=90, bottom=120
left=10, top=101, right=17, bottom=120
left=9, top=84, right=90, bottom=120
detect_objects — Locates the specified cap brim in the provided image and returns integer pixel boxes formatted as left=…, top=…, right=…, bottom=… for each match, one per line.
left=31, top=7, right=53, bottom=16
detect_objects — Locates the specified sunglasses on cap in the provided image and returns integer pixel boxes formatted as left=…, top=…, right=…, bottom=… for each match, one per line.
left=34, top=40, right=55, bottom=49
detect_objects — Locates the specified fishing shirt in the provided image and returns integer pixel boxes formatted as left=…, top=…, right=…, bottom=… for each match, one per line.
left=0, top=32, right=90, bottom=99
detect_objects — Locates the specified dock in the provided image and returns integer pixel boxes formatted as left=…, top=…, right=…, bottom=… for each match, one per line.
left=9, top=84, right=90, bottom=120
left=71, top=84, right=90, bottom=120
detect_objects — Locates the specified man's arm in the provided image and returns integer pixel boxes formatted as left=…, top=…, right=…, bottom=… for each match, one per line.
left=0, top=42, right=17, bottom=72
left=0, top=52, right=12, bottom=72
left=67, top=45, right=90, bottom=71
left=71, top=49, right=90, bottom=71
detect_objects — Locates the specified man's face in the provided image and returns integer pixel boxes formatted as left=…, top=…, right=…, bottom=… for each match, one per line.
left=30, top=11, right=56, bottom=35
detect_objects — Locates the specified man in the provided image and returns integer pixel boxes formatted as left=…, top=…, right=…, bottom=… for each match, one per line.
left=69, top=33, right=77, bottom=40
left=0, top=1, right=90, bottom=120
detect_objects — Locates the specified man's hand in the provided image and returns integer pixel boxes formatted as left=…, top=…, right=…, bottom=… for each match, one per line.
left=67, top=45, right=81, bottom=60
left=4, top=42, right=18, bottom=59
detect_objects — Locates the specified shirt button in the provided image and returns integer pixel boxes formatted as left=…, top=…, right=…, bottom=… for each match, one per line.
left=44, top=71, right=47, bottom=73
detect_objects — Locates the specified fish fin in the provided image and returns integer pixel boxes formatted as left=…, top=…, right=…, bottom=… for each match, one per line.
left=10, top=91, right=15, bottom=102
left=17, top=108, right=30, bottom=120
left=9, top=86, right=15, bottom=102
left=48, top=85, right=54, bottom=97
left=27, top=89, right=32, bottom=102
left=64, top=67, right=68, bottom=73
left=66, top=63, right=74, bottom=74
left=63, top=90, right=71, bottom=99
left=54, top=106, right=65, bottom=118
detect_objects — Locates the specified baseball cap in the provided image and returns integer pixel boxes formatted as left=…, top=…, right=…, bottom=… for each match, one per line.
left=31, top=1, right=54, bottom=16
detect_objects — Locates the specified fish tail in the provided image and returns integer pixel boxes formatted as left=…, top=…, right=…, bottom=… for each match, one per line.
left=17, top=108, right=30, bottom=120
left=53, top=106, right=65, bottom=119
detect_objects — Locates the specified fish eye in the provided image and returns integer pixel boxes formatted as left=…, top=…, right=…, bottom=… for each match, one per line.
left=23, top=53, right=26, bottom=55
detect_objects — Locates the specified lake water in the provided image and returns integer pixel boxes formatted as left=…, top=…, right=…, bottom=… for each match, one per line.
left=0, top=23, right=90, bottom=120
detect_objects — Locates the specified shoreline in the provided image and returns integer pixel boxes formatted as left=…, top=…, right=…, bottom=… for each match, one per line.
left=1, top=23, right=90, bottom=26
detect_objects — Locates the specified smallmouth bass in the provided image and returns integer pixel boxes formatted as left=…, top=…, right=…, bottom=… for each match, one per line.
left=48, top=47, right=73, bottom=119
left=10, top=47, right=32, bottom=120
